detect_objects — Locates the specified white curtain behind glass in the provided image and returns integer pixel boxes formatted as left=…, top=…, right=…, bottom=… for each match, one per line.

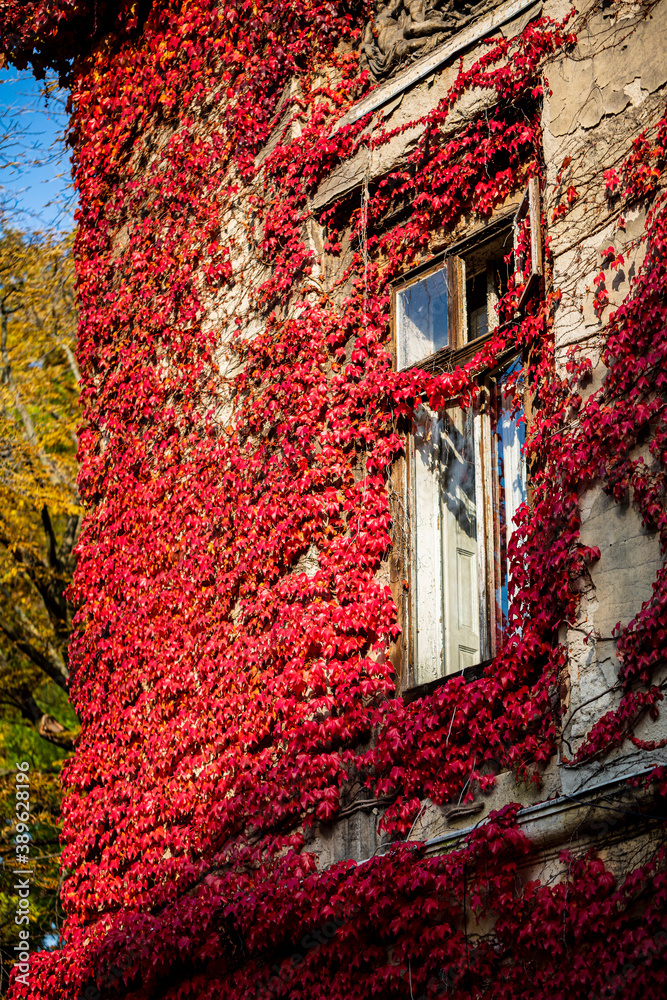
left=396, top=269, right=449, bottom=369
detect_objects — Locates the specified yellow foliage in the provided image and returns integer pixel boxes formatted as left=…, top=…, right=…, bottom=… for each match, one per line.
left=0, top=226, right=80, bottom=694
left=0, top=225, right=80, bottom=988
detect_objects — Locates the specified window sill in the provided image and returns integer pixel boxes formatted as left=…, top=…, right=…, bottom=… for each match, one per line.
left=408, top=325, right=518, bottom=379
left=402, top=658, right=492, bottom=705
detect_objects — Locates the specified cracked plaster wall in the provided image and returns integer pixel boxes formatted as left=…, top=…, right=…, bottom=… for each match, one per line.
left=543, top=0, right=667, bottom=784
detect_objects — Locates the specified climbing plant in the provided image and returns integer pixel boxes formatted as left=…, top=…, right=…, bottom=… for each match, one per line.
left=0, top=1, right=666, bottom=998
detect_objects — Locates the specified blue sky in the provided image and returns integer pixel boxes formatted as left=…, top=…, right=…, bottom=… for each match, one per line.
left=0, top=67, right=75, bottom=233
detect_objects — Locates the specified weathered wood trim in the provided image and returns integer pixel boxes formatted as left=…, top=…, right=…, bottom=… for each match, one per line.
left=332, top=0, right=543, bottom=133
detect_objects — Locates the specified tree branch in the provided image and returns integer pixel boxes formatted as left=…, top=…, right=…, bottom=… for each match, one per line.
left=59, top=336, right=81, bottom=384
left=0, top=530, right=72, bottom=661
left=57, top=512, right=80, bottom=574
left=41, top=504, right=59, bottom=570
left=0, top=648, right=76, bottom=748
left=0, top=609, right=69, bottom=689
left=1, top=303, right=74, bottom=490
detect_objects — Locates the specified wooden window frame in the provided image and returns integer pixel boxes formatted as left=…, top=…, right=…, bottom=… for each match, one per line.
left=390, top=182, right=543, bottom=377
left=400, top=354, right=526, bottom=691
left=513, top=177, right=543, bottom=310
left=393, top=256, right=466, bottom=371
left=390, top=194, right=541, bottom=693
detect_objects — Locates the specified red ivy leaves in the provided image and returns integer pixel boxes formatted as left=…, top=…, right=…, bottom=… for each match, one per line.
left=2, top=3, right=667, bottom=1000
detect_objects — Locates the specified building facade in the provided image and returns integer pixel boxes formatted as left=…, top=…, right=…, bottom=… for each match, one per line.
left=2, top=0, right=667, bottom=997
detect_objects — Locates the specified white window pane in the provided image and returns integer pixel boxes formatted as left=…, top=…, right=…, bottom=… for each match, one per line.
left=412, top=406, right=445, bottom=683
left=439, top=407, right=481, bottom=674
left=412, top=404, right=485, bottom=683
left=396, top=268, right=449, bottom=369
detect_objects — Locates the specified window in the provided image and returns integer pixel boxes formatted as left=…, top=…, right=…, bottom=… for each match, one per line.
left=395, top=259, right=459, bottom=369
left=395, top=265, right=450, bottom=368
left=394, top=192, right=540, bottom=689
left=408, top=365, right=526, bottom=686
left=394, top=182, right=541, bottom=373
left=394, top=231, right=512, bottom=371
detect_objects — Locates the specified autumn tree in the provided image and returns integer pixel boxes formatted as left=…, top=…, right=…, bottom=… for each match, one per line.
left=0, top=224, right=79, bottom=988
left=0, top=224, right=79, bottom=727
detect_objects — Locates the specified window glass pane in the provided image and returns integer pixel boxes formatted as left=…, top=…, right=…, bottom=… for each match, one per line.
left=412, top=405, right=445, bottom=684
left=466, top=270, right=488, bottom=341
left=396, top=268, right=448, bottom=369
left=439, top=407, right=481, bottom=674
left=411, top=404, right=482, bottom=683
left=409, top=361, right=528, bottom=686
left=495, top=361, right=527, bottom=632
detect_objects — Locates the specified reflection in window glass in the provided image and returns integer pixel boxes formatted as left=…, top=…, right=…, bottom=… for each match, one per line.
left=466, top=270, right=488, bottom=341
left=412, top=403, right=481, bottom=682
left=495, top=362, right=527, bottom=633
left=439, top=407, right=481, bottom=674
left=396, top=268, right=448, bottom=370
left=410, top=359, right=528, bottom=685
